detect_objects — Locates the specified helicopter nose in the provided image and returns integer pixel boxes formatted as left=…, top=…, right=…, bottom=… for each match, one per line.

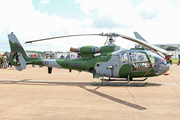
left=160, top=64, right=169, bottom=74
left=163, top=64, right=170, bottom=74
left=154, top=64, right=170, bottom=75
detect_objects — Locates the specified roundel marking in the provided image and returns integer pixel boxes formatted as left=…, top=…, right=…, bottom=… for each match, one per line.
left=74, top=63, right=78, bottom=67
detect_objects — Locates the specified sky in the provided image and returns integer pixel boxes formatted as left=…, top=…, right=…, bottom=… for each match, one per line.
left=0, top=0, right=180, bottom=52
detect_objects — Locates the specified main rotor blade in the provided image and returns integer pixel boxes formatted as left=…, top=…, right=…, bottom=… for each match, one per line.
left=25, top=32, right=172, bottom=56
left=118, top=34, right=172, bottom=55
left=25, top=34, right=99, bottom=43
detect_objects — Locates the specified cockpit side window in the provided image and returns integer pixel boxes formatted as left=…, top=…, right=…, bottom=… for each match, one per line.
left=129, top=52, right=150, bottom=72
left=129, top=52, right=148, bottom=63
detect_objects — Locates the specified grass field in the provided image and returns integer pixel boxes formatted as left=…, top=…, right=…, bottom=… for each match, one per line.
left=170, top=58, right=179, bottom=64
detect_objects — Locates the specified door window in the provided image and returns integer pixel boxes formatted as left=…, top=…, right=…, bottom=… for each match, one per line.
left=120, top=52, right=128, bottom=64
left=129, top=52, right=150, bottom=72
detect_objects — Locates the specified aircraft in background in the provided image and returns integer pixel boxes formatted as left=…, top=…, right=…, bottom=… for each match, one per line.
left=134, top=32, right=179, bottom=51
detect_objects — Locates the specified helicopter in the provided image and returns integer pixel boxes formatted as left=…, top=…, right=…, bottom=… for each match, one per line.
left=8, top=32, right=172, bottom=86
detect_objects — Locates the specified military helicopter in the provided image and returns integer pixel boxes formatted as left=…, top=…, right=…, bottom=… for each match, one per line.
left=8, top=32, right=172, bottom=86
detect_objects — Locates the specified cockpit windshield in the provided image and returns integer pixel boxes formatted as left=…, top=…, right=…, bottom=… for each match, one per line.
left=147, top=51, right=167, bottom=65
left=147, top=51, right=169, bottom=75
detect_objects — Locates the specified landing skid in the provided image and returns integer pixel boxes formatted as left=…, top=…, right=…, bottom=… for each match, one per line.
left=102, top=78, right=148, bottom=81
left=92, top=75, right=148, bottom=87
left=91, top=82, right=148, bottom=87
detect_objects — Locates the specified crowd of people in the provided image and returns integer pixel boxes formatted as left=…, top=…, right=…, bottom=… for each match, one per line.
left=28, top=53, right=82, bottom=60
left=0, top=52, right=81, bottom=69
left=59, top=54, right=82, bottom=59
left=27, top=53, right=56, bottom=59
left=0, top=53, right=12, bottom=69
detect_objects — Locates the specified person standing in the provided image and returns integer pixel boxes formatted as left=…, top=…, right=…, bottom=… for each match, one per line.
left=177, top=54, right=180, bottom=65
left=31, top=54, right=35, bottom=67
left=6, top=54, right=9, bottom=68
left=0, top=54, right=2, bottom=68
left=2, top=53, right=7, bottom=69
left=1, top=54, right=3, bottom=68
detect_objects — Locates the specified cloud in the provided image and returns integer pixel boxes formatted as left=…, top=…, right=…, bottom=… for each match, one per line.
left=76, top=0, right=180, bottom=46
left=92, top=17, right=129, bottom=29
left=41, top=0, right=50, bottom=5
left=75, top=0, right=100, bottom=14
left=135, top=0, right=170, bottom=20
left=133, top=0, right=180, bottom=44
left=0, top=0, right=84, bottom=52
left=82, top=18, right=93, bottom=27
left=75, top=0, right=138, bottom=29
left=1, top=0, right=180, bottom=52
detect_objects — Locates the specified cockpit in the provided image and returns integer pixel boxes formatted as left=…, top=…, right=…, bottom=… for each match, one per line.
left=119, top=50, right=169, bottom=75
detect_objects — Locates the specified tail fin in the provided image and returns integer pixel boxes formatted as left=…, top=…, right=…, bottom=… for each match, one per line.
left=134, top=32, right=148, bottom=42
left=8, top=33, right=28, bottom=71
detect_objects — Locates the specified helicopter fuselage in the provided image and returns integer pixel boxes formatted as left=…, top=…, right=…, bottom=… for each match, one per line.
left=34, top=48, right=169, bottom=79
left=8, top=33, right=170, bottom=82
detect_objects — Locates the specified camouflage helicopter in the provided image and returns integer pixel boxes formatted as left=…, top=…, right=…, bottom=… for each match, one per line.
left=8, top=32, right=172, bottom=86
